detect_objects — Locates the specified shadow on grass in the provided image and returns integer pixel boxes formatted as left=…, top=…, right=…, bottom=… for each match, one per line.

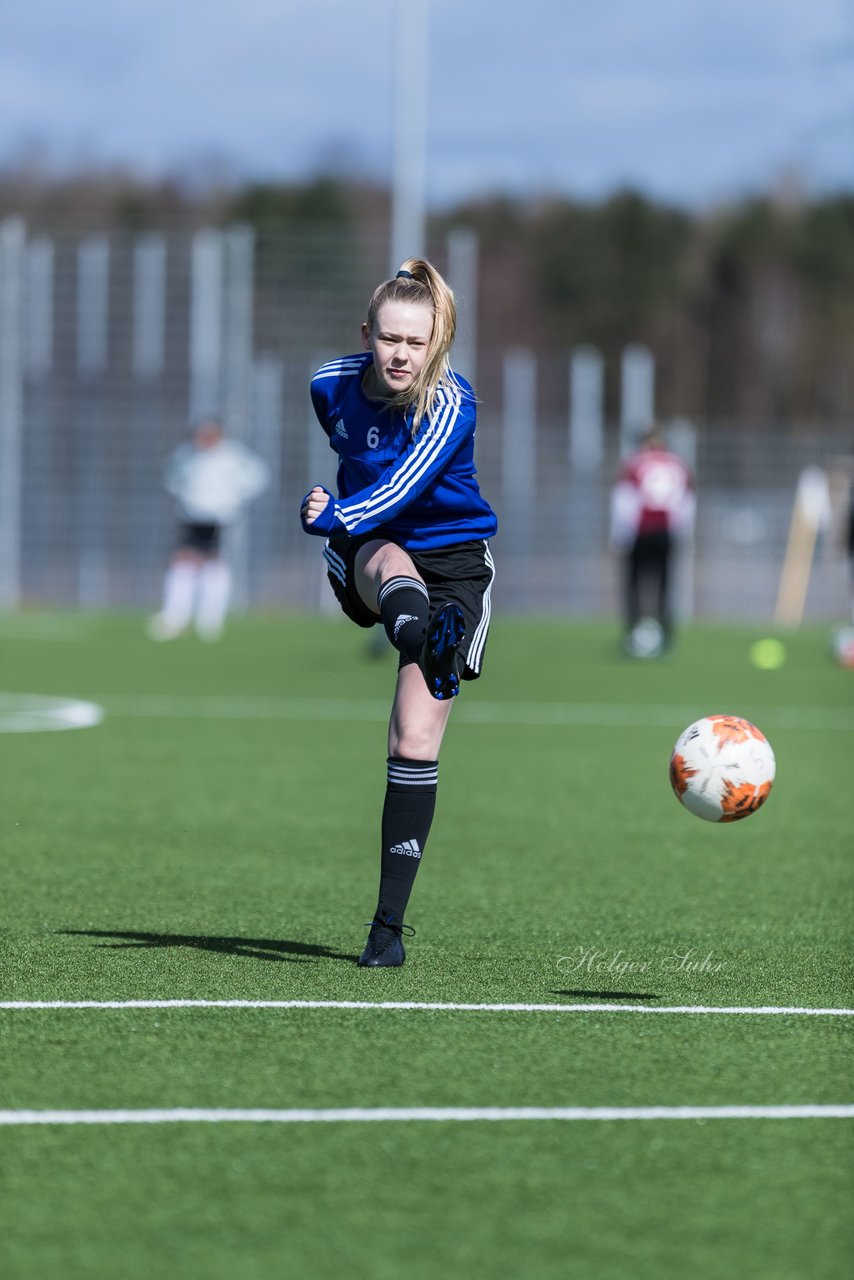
left=550, top=989, right=660, bottom=1001
left=58, top=929, right=357, bottom=964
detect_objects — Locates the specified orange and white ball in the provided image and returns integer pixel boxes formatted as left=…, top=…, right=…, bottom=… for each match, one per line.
left=670, top=715, right=776, bottom=823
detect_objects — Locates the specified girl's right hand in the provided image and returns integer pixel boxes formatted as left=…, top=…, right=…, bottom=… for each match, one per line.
left=300, top=484, right=340, bottom=536
left=301, top=485, right=331, bottom=525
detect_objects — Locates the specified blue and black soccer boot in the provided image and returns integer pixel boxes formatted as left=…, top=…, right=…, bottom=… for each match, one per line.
left=420, top=602, right=466, bottom=701
left=358, top=911, right=414, bottom=968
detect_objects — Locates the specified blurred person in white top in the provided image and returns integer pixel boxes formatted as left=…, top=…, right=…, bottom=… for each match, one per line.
left=147, top=417, right=269, bottom=642
left=610, top=423, right=696, bottom=655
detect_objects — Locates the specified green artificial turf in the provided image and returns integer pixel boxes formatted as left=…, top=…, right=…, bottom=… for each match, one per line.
left=0, top=611, right=851, bottom=1279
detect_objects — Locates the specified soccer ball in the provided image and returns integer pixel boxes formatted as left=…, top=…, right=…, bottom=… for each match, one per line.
left=830, top=626, right=854, bottom=669
left=670, top=714, right=776, bottom=823
left=625, top=617, right=665, bottom=659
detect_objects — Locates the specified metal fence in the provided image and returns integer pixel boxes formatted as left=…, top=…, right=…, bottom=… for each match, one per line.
left=0, top=218, right=851, bottom=622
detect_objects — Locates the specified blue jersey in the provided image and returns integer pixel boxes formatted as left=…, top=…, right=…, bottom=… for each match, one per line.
left=309, top=353, right=498, bottom=551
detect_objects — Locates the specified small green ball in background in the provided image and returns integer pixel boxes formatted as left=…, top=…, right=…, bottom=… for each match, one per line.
left=749, top=638, right=786, bottom=670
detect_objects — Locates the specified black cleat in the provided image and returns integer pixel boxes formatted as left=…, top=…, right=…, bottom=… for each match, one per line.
left=420, top=602, right=465, bottom=701
left=358, top=912, right=415, bottom=968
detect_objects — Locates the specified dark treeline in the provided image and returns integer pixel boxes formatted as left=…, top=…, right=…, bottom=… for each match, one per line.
left=2, top=164, right=852, bottom=425
left=436, top=190, right=854, bottom=426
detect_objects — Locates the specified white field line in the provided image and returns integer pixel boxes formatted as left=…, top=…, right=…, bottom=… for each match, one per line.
left=0, top=1105, right=851, bottom=1127
left=95, top=694, right=854, bottom=732
left=0, top=693, right=104, bottom=733
left=1, top=999, right=852, bottom=1016
left=0, top=616, right=90, bottom=641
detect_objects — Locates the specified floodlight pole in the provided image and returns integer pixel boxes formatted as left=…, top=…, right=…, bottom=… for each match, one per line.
left=390, top=0, right=428, bottom=274
left=0, top=218, right=24, bottom=608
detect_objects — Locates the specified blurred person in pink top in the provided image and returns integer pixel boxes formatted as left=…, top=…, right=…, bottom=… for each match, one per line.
left=610, top=424, right=696, bottom=656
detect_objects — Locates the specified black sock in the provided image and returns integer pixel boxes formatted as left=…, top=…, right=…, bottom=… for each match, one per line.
left=377, top=576, right=430, bottom=663
left=375, top=757, right=438, bottom=925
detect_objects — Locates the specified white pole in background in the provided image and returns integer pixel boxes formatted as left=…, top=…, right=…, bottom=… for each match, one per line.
left=619, top=343, right=655, bottom=457
left=501, top=348, right=537, bottom=553
left=250, top=355, right=283, bottom=581
left=77, top=236, right=110, bottom=377
left=447, top=226, right=478, bottom=386
left=132, top=234, right=166, bottom=381
left=24, top=236, right=55, bottom=601
left=222, top=225, right=255, bottom=611
left=307, top=351, right=339, bottom=613
left=667, top=415, right=698, bottom=622
left=25, top=236, right=54, bottom=380
left=131, top=234, right=167, bottom=592
left=189, top=229, right=224, bottom=422
left=390, top=0, right=428, bottom=274
left=0, top=218, right=25, bottom=608
left=222, top=225, right=254, bottom=442
left=307, top=356, right=338, bottom=495
left=76, top=234, right=110, bottom=607
left=569, top=345, right=604, bottom=474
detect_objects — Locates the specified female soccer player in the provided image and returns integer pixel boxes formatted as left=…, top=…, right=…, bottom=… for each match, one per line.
left=301, top=258, right=498, bottom=967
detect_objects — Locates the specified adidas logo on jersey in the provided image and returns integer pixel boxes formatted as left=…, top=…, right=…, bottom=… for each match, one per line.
left=389, top=838, right=421, bottom=859
left=334, top=419, right=348, bottom=439
left=393, top=613, right=418, bottom=641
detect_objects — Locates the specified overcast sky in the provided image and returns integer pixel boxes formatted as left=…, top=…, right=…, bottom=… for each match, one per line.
left=1, top=0, right=851, bottom=208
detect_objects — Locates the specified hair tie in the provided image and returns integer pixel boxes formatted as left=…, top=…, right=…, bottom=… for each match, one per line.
left=396, top=269, right=414, bottom=279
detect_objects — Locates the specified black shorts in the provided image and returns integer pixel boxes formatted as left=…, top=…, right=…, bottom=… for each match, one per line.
left=177, top=522, right=221, bottom=556
left=322, top=535, right=496, bottom=680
